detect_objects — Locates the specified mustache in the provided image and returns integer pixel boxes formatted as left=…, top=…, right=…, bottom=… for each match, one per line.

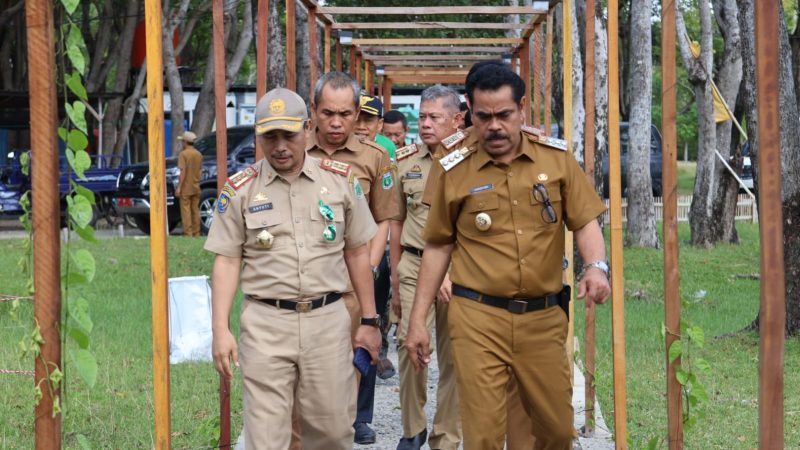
left=486, top=131, right=508, bottom=141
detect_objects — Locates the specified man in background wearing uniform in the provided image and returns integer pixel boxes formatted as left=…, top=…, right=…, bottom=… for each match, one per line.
left=306, top=72, right=400, bottom=445
left=406, top=65, right=611, bottom=450
left=391, top=84, right=463, bottom=450
left=206, top=88, right=381, bottom=450
left=176, top=131, right=203, bottom=236
left=382, top=110, right=409, bottom=148
left=355, top=93, right=397, bottom=163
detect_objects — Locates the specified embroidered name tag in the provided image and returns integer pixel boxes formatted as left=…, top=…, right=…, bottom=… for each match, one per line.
left=248, top=203, right=273, bottom=213
left=405, top=172, right=423, bottom=180
left=469, top=183, right=494, bottom=194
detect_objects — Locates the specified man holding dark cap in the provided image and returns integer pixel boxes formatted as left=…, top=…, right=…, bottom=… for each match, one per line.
left=206, top=87, right=381, bottom=450
left=176, top=130, right=203, bottom=236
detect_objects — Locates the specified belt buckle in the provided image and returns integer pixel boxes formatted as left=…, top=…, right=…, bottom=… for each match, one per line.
left=508, top=300, right=528, bottom=314
left=295, top=301, right=313, bottom=313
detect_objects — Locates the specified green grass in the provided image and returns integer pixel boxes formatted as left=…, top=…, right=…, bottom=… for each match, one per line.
left=575, top=222, right=800, bottom=448
left=676, top=161, right=696, bottom=195
left=1, top=222, right=798, bottom=448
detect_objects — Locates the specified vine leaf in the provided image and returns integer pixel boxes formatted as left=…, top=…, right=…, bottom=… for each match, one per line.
left=68, top=296, right=94, bottom=338
left=73, top=150, right=91, bottom=180
left=675, top=367, right=689, bottom=386
left=65, top=101, right=87, bottom=134
left=71, top=249, right=96, bottom=283
left=67, top=129, right=88, bottom=152
left=65, top=71, right=88, bottom=101
left=67, top=195, right=93, bottom=229
left=688, top=325, right=705, bottom=348
left=668, top=340, right=683, bottom=363
left=66, top=25, right=87, bottom=73
left=61, top=0, right=80, bottom=15
left=694, top=358, right=711, bottom=377
left=74, top=224, right=98, bottom=243
left=71, top=181, right=96, bottom=205
left=69, top=348, right=97, bottom=388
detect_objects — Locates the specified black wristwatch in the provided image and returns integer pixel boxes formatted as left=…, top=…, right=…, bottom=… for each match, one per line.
left=360, top=315, right=382, bottom=328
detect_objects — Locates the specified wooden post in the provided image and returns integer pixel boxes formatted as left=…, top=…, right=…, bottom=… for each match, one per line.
left=520, top=38, right=531, bottom=124
left=336, top=40, right=343, bottom=72
left=584, top=0, right=598, bottom=437
left=356, top=52, right=363, bottom=86
left=608, top=0, right=629, bottom=447
left=25, top=0, right=61, bottom=446
left=144, top=0, right=171, bottom=447
left=285, top=0, right=296, bottom=90
left=755, top=2, right=786, bottom=449
left=562, top=0, right=575, bottom=379
left=324, top=24, right=332, bottom=73
left=308, top=5, right=319, bottom=94
left=384, top=78, right=393, bottom=112
left=365, top=60, right=372, bottom=93
left=212, top=1, right=231, bottom=446
left=544, top=12, right=553, bottom=135
left=661, top=0, right=682, bottom=448
left=257, top=0, right=268, bottom=98
left=533, top=24, right=542, bottom=128
left=349, top=47, right=357, bottom=77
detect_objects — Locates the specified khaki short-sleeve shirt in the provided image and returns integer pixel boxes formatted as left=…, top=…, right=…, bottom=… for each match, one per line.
left=307, top=133, right=400, bottom=222
left=204, top=156, right=377, bottom=300
left=395, top=143, right=435, bottom=250
left=177, top=146, right=204, bottom=196
left=421, top=128, right=478, bottom=207
left=423, top=132, right=606, bottom=298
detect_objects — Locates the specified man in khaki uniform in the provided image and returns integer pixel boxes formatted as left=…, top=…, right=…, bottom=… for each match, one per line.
left=305, top=71, right=400, bottom=444
left=406, top=65, right=611, bottom=450
left=176, top=131, right=203, bottom=236
left=206, top=88, right=381, bottom=450
left=392, top=84, right=463, bottom=450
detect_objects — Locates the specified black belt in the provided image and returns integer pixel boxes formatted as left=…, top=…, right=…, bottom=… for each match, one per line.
left=247, top=292, right=342, bottom=312
left=452, top=284, right=562, bottom=315
left=402, top=245, right=424, bottom=257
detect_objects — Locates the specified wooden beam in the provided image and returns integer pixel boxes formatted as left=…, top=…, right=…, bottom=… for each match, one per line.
left=349, top=46, right=356, bottom=76
left=332, top=21, right=533, bottom=30
left=26, top=0, right=61, bottom=446
left=308, top=4, right=319, bottom=92
left=755, top=2, right=786, bottom=450
left=324, top=24, right=331, bottom=73
left=365, top=60, right=372, bottom=93
left=359, top=45, right=512, bottom=53
left=352, top=38, right=524, bottom=46
left=355, top=51, right=362, bottom=86
left=608, top=0, right=629, bottom=446
left=213, top=0, right=229, bottom=195
left=336, top=39, right=343, bottom=72
left=563, top=0, right=575, bottom=383
left=257, top=0, right=268, bottom=99
left=520, top=37, right=531, bottom=124
left=363, top=54, right=498, bottom=61
left=286, top=0, right=296, bottom=90
left=383, top=77, right=393, bottom=111
left=533, top=23, right=542, bottom=127
left=319, top=6, right=542, bottom=15
left=144, top=0, right=171, bottom=447
left=376, top=61, right=486, bottom=67
left=390, top=75, right=467, bottom=84
left=385, top=70, right=470, bottom=76
left=544, top=12, right=553, bottom=135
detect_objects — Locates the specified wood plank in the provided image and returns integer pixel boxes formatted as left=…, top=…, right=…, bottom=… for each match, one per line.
left=333, top=21, right=533, bottom=30
left=213, top=0, right=229, bottom=195
left=352, top=38, right=524, bottom=46
left=377, top=60, right=487, bottom=67
left=286, top=0, right=296, bottom=90
left=383, top=77, right=392, bottom=111
left=359, top=45, right=512, bottom=53
left=25, top=0, right=62, bottom=446
left=349, top=47, right=356, bottom=77
left=319, top=6, right=542, bottom=15
left=364, top=54, right=498, bottom=61
left=607, top=0, right=629, bottom=447
left=324, top=24, right=331, bottom=73
left=308, top=5, right=319, bottom=93
left=563, top=0, right=575, bottom=381
left=544, top=13, right=553, bottom=135
left=533, top=23, right=542, bottom=127
left=755, top=2, right=786, bottom=449
left=520, top=37, right=531, bottom=124
left=385, top=70, right=470, bottom=76
left=257, top=0, right=268, bottom=99
left=365, top=60, right=372, bottom=93
left=336, top=40, right=343, bottom=72
left=389, top=75, right=467, bottom=84
left=660, top=0, right=682, bottom=447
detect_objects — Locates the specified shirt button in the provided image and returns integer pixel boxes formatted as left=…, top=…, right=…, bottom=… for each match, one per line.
left=261, top=221, right=267, bottom=226
left=521, top=288, right=528, bottom=293
left=520, top=259, right=526, bottom=265
left=291, top=192, right=296, bottom=197
left=517, top=229, right=523, bottom=235
left=478, top=202, right=485, bottom=208
left=513, top=200, right=519, bottom=206
left=508, top=172, right=514, bottom=177
left=294, top=217, right=300, bottom=223
left=298, top=242, right=304, bottom=248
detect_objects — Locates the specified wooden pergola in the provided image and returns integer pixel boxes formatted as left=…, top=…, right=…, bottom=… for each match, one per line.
left=24, top=1, right=786, bottom=450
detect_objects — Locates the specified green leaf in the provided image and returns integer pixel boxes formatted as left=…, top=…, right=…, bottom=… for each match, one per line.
left=71, top=181, right=96, bottom=205
left=68, top=194, right=93, bottom=229
left=66, top=148, right=76, bottom=172
left=71, top=249, right=96, bottom=283
left=68, top=296, right=93, bottom=335
left=684, top=415, right=698, bottom=430
left=73, top=150, right=91, bottom=180
left=660, top=321, right=666, bottom=340
left=687, top=391, right=700, bottom=407
left=66, top=25, right=86, bottom=73
left=68, top=325, right=90, bottom=349
left=49, top=367, right=63, bottom=385
left=689, top=325, right=705, bottom=348
left=676, top=367, right=689, bottom=386
left=76, top=434, right=92, bottom=450
left=668, top=340, right=683, bottom=363
left=693, top=382, right=709, bottom=402
left=19, top=151, right=30, bottom=176
left=68, top=129, right=88, bottom=151
left=58, top=127, right=69, bottom=142
left=694, top=358, right=712, bottom=377
left=69, top=348, right=98, bottom=388
left=74, top=224, right=98, bottom=243
left=61, top=0, right=80, bottom=15
left=66, top=72, right=88, bottom=101
left=65, top=101, right=87, bottom=134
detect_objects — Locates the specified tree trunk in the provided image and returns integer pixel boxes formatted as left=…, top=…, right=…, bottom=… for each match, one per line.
left=593, top=4, right=609, bottom=200
left=625, top=0, right=658, bottom=248
left=295, top=2, right=312, bottom=103
left=567, top=0, right=585, bottom=167
left=677, top=3, right=717, bottom=248
left=163, top=0, right=193, bottom=154
left=114, top=64, right=147, bottom=160
left=267, top=0, right=287, bottom=90
left=737, top=0, right=800, bottom=336
left=552, top=5, right=564, bottom=136
left=618, top=0, right=631, bottom=119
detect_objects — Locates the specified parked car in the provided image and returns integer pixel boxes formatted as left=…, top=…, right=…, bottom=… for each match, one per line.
left=740, top=141, right=754, bottom=192
left=113, top=126, right=257, bottom=235
left=602, top=122, right=663, bottom=198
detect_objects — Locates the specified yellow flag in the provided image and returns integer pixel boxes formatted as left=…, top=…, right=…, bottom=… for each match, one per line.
left=690, top=40, right=701, bottom=59
left=712, top=84, right=733, bottom=122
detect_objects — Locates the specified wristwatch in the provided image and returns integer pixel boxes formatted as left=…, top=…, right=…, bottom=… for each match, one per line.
left=581, top=260, right=610, bottom=279
left=360, top=315, right=382, bottom=328
left=371, top=265, right=380, bottom=280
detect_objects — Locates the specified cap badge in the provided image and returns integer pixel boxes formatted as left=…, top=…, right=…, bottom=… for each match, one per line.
left=269, top=99, right=285, bottom=114
left=411, top=165, right=422, bottom=173
left=537, top=173, right=548, bottom=182
left=253, top=191, right=269, bottom=201
left=475, top=212, right=492, bottom=231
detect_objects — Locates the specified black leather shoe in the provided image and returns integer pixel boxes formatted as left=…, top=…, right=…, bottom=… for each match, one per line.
left=354, top=422, right=376, bottom=445
left=396, top=428, right=427, bottom=450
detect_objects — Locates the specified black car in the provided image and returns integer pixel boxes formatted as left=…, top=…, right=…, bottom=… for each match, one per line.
left=113, top=126, right=257, bottom=234
left=602, top=122, right=663, bottom=198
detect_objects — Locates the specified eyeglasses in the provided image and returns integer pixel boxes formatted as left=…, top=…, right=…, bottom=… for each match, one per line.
left=318, top=200, right=337, bottom=241
left=532, top=183, right=557, bottom=224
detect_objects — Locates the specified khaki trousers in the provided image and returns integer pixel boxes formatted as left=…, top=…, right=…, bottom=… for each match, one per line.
left=179, top=193, right=200, bottom=236
left=396, top=253, right=461, bottom=449
left=239, top=299, right=356, bottom=450
left=447, top=296, right=574, bottom=450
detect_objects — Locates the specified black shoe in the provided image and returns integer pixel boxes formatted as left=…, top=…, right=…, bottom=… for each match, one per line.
left=396, top=428, right=427, bottom=450
left=354, top=422, right=376, bottom=445
left=377, top=357, right=396, bottom=380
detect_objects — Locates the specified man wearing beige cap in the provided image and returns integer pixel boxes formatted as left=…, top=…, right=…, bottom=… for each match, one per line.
left=176, top=130, right=203, bottom=236
left=206, top=87, right=381, bottom=450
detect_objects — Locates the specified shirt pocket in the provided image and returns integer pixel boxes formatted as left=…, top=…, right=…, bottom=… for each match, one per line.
left=402, top=179, right=425, bottom=209
left=309, top=202, right=345, bottom=246
left=244, top=209, right=289, bottom=248
left=529, top=182, right=562, bottom=228
left=459, top=192, right=505, bottom=237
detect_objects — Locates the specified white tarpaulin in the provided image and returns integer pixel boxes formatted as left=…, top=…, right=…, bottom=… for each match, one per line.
left=168, top=275, right=213, bottom=364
